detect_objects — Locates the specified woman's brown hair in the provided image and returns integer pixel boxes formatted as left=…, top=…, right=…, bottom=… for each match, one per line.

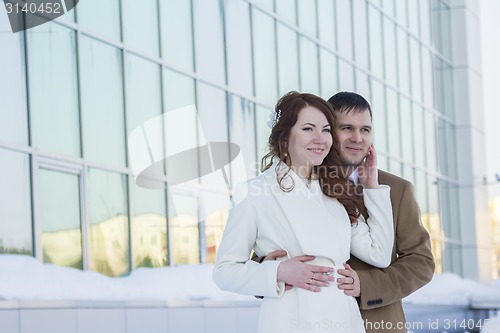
left=261, top=91, right=363, bottom=224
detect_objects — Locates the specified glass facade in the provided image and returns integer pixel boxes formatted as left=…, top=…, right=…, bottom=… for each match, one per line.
left=0, top=0, right=490, bottom=279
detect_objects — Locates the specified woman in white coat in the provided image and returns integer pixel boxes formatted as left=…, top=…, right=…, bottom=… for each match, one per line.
left=213, top=91, right=393, bottom=333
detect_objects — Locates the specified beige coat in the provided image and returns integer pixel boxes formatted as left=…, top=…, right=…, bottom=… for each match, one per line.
left=348, top=170, right=435, bottom=333
left=214, top=164, right=394, bottom=333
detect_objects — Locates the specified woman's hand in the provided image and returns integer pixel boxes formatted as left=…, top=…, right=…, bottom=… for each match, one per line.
left=336, top=264, right=361, bottom=297
left=358, top=144, right=379, bottom=189
left=277, top=256, right=334, bottom=292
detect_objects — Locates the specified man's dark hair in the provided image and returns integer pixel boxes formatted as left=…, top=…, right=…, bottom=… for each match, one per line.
left=327, top=91, right=372, bottom=119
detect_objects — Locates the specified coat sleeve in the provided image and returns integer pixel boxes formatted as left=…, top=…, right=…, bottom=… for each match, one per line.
left=356, top=181, right=435, bottom=310
left=212, top=197, right=285, bottom=298
left=350, top=185, right=394, bottom=268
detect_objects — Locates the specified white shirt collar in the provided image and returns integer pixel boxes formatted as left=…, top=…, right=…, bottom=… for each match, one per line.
left=349, top=168, right=359, bottom=185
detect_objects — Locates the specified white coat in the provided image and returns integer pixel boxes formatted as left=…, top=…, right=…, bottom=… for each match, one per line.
left=213, top=162, right=394, bottom=333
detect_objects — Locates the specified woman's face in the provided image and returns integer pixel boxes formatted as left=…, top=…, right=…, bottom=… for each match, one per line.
left=287, top=106, right=333, bottom=177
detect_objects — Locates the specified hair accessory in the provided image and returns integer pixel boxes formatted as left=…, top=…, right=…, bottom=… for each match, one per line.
left=267, top=109, right=282, bottom=129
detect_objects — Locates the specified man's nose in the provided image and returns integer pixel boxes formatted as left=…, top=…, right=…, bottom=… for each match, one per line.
left=350, top=131, right=362, bottom=142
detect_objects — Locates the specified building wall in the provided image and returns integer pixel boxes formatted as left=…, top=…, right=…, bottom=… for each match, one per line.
left=0, top=0, right=492, bottom=280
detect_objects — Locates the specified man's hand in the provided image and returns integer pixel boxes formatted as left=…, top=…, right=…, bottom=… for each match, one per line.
left=358, top=144, right=379, bottom=189
left=336, top=264, right=361, bottom=297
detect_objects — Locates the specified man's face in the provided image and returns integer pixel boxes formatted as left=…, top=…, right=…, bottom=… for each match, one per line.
left=334, top=109, right=373, bottom=167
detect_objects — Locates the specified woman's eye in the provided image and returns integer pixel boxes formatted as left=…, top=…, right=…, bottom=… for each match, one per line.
left=323, top=128, right=331, bottom=133
left=302, top=127, right=313, bottom=131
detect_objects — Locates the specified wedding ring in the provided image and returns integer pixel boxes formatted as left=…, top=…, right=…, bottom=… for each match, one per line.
left=323, top=272, right=332, bottom=276
left=349, top=277, right=355, bottom=285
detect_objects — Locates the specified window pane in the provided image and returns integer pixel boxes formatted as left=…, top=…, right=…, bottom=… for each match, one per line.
left=395, top=0, right=408, bottom=27
left=299, top=37, right=319, bottom=94
left=277, top=24, right=299, bottom=96
left=0, top=15, right=28, bottom=145
left=400, top=97, right=414, bottom=162
left=39, top=169, right=82, bottom=269
left=253, top=9, right=278, bottom=105
left=317, top=0, right=336, bottom=48
left=425, top=111, right=437, bottom=172
left=126, top=55, right=162, bottom=135
left=297, top=0, right=317, bottom=37
left=397, top=29, right=410, bottom=94
left=88, top=168, right=129, bottom=276
left=386, top=89, right=401, bottom=157
left=194, top=0, right=226, bottom=84
left=383, top=17, right=398, bottom=86
left=131, top=183, right=167, bottom=268
left=160, top=0, right=194, bottom=72
left=408, top=0, right=420, bottom=36
left=336, top=0, right=353, bottom=60
left=77, top=0, right=121, bottom=40
left=123, top=0, right=159, bottom=56
left=338, top=60, right=354, bottom=91
left=228, top=95, right=257, bottom=179
left=163, top=70, right=196, bottom=113
left=80, top=36, right=126, bottom=166
left=413, top=105, right=426, bottom=167
left=169, top=194, right=200, bottom=264
left=225, top=0, right=253, bottom=96
left=28, top=22, right=80, bottom=157
left=276, top=0, right=296, bottom=24
left=409, top=38, right=423, bottom=101
left=0, top=149, right=32, bottom=254
left=370, top=80, right=387, bottom=153
left=368, top=6, right=383, bottom=78
left=352, top=0, right=368, bottom=70
left=255, top=105, right=272, bottom=160
left=319, top=50, right=338, bottom=99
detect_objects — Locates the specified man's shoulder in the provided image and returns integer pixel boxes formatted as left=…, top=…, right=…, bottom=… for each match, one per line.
left=378, top=170, right=411, bottom=188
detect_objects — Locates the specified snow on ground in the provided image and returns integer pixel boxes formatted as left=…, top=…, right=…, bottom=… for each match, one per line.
left=1, top=254, right=499, bottom=306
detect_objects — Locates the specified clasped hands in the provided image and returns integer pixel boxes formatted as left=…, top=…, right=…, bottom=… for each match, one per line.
left=270, top=250, right=360, bottom=297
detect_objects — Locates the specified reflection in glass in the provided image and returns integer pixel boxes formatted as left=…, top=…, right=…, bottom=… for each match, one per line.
left=255, top=106, right=272, bottom=160
left=0, top=149, right=32, bottom=254
left=29, top=22, right=80, bottom=157
left=300, top=37, right=319, bottom=94
left=169, top=194, right=200, bottom=264
left=123, top=0, right=159, bottom=56
left=88, top=168, right=129, bottom=276
left=413, top=105, right=426, bottom=167
left=204, top=199, right=229, bottom=263
left=130, top=183, right=167, bottom=268
left=277, top=24, right=299, bottom=95
left=77, top=0, right=121, bottom=40
left=80, top=36, right=126, bottom=166
left=386, top=89, right=400, bottom=158
left=160, top=0, right=194, bottom=71
left=0, top=23, right=28, bottom=145
left=39, top=169, right=82, bottom=269
left=228, top=95, right=257, bottom=178
left=253, top=9, right=278, bottom=105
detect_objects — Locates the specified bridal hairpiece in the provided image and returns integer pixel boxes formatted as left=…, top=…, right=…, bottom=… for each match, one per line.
left=267, top=109, right=282, bottom=129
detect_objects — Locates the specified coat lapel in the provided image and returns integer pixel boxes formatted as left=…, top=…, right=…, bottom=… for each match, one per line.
left=262, top=163, right=348, bottom=261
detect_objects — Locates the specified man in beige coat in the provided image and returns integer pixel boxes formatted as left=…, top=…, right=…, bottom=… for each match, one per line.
left=257, top=92, right=434, bottom=333
left=330, top=91, right=435, bottom=332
